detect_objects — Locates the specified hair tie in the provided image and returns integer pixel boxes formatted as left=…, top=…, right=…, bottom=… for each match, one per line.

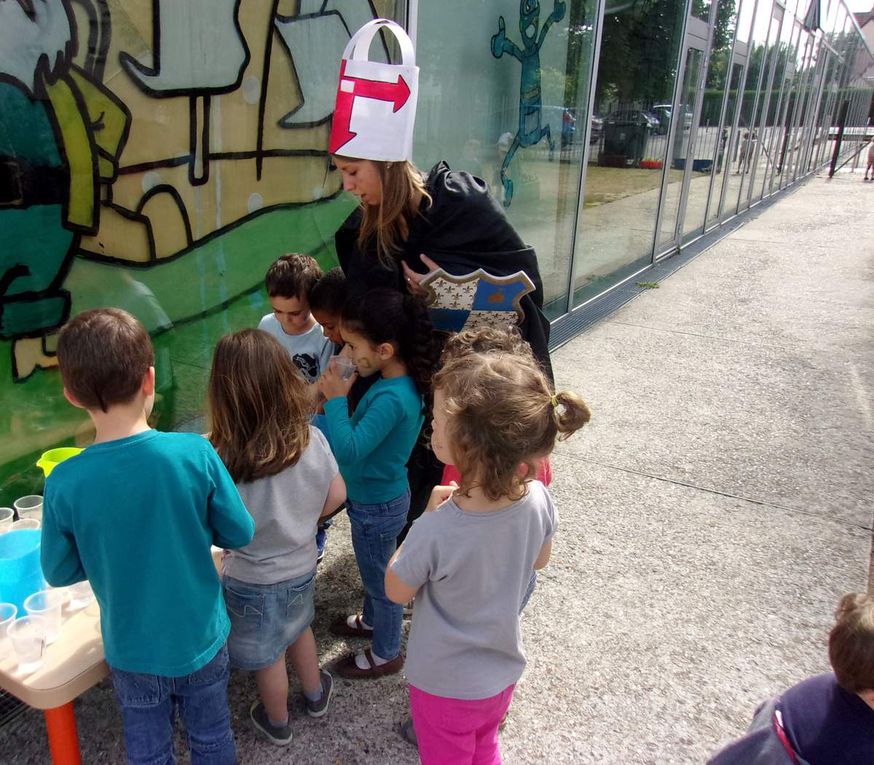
left=550, top=394, right=559, bottom=409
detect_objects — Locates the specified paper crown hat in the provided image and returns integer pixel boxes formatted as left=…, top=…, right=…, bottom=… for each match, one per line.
left=329, top=19, right=419, bottom=161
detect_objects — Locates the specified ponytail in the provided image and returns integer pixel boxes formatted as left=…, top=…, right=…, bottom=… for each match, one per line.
left=551, top=391, right=591, bottom=441
left=398, top=293, right=439, bottom=400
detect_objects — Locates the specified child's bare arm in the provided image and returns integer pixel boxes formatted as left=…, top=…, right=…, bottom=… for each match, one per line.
left=319, top=473, right=346, bottom=519
left=385, top=551, right=419, bottom=604
left=533, top=538, right=552, bottom=570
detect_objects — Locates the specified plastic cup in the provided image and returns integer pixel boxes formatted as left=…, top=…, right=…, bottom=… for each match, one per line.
left=0, top=508, right=12, bottom=534
left=14, top=495, right=43, bottom=523
left=0, top=602, right=17, bottom=639
left=8, top=615, right=47, bottom=672
left=11, top=518, right=40, bottom=531
left=331, top=356, right=357, bottom=381
left=24, top=589, right=64, bottom=645
left=66, top=581, right=94, bottom=611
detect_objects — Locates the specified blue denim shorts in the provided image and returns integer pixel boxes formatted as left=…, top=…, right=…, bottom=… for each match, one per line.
left=223, top=570, right=315, bottom=671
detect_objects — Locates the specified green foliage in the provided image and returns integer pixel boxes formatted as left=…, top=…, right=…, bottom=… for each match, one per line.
left=595, top=0, right=686, bottom=110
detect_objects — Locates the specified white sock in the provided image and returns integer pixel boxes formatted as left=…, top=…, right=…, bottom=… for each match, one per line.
left=347, top=614, right=372, bottom=630
left=354, top=649, right=391, bottom=669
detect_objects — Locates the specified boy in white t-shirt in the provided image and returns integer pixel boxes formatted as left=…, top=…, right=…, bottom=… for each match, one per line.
left=258, top=254, right=332, bottom=384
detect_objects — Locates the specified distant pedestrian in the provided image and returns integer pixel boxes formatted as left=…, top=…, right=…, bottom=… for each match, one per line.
left=864, top=141, right=874, bottom=181
left=707, top=592, right=874, bottom=765
left=736, top=130, right=756, bottom=174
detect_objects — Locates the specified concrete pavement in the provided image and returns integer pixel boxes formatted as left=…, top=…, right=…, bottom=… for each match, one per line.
left=2, top=170, right=871, bottom=763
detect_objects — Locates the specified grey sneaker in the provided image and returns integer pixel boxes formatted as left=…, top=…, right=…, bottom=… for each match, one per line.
left=249, top=700, right=293, bottom=746
left=305, top=669, right=334, bottom=718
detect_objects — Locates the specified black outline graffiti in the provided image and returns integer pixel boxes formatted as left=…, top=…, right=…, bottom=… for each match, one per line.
left=118, top=0, right=251, bottom=99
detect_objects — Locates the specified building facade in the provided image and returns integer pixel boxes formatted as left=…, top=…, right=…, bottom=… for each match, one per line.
left=0, top=0, right=871, bottom=496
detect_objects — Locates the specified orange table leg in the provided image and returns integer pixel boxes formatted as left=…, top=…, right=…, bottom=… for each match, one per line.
left=44, top=702, right=82, bottom=765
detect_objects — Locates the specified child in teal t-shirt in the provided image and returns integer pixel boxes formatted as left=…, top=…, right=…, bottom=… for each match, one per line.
left=41, top=308, right=254, bottom=765
left=318, top=288, right=436, bottom=680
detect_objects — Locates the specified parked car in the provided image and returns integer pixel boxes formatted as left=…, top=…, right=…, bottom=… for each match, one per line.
left=589, top=113, right=604, bottom=144
left=542, top=105, right=604, bottom=147
left=651, top=104, right=693, bottom=134
left=606, top=109, right=659, bottom=130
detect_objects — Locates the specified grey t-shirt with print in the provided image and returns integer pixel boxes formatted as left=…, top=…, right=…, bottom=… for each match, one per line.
left=223, top=427, right=338, bottom=584
left=391, top=480, right=557, bottom=700
left=258, top=314, right=333, bottom=384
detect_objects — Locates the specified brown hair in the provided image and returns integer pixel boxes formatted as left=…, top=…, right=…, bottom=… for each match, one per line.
left=336, top=158, right=431, bottom=264
left=433, top=352, right=591, bottom=501
left=207, top=329, right=311, bottom=483
left=57, top=308, right=154, bottom=412
left=265, top=253, right=323, bottom=299
left=829, top=592, right=874, bottom=693
left=440, top=326, right=532, bottom=367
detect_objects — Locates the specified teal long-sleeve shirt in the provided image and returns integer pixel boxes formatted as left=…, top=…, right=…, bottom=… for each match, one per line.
left=41, top=430, right=254, bottom=676
left=323, top=375, right=424, bottom=503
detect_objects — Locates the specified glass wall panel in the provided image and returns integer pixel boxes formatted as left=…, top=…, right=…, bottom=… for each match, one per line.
left=712, top=61, right=746, bottom=220
left=416, top=1, right=598, bottom=319
left=740, top=3, right=782, bottom=207
left=780, top=27, right=813, bottom=186
left=766, top=21, right=803, bottom=194
left=695, top=0, right=740, bottom=233
left=723, top=0, right=768, bottom=215
left=571, top=0, right=686, bottom=304
left=658, top=47, right=705, bottom=248
left=758, top=7, right=796, bottom=198
left=0, top=0, right=409, bottom=495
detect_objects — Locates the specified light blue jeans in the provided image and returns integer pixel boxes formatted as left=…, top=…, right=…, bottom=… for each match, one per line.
left=347, top=490, right=410, bottom=660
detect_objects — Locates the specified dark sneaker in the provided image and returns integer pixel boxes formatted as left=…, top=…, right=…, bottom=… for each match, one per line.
left=400, top=717, right=418, bottom=747
left=249, top=700, right=293, bottom=746
left=305, top=669, right=334, bottom=718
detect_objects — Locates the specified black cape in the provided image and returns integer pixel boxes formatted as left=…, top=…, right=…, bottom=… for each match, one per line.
left=335, top=161, right=553, bottom=381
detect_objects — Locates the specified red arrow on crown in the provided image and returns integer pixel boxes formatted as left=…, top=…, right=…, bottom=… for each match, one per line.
left=330, top=60, right=412, bottom=153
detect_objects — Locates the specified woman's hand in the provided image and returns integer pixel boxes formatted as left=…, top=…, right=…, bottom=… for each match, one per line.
left=402, top=254, right=440, bottom=297
left=318, top=361, right=357, bottom=401
left=425, top=482, right=458, bottom=512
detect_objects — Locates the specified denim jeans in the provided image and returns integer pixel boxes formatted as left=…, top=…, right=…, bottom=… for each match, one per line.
left=316, top=516, right=333, bottom=557
left=110, top=645, right=236, bottom=765
left=223, top=570, right=316, bottom=671
left=347, top=490, right=410, bottom=660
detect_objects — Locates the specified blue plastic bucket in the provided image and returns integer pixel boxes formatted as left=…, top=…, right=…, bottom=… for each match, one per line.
left=0, top=530, right=45, bottom=612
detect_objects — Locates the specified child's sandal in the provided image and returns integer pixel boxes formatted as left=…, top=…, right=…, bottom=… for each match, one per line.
left=329, top=613, right=373, bottom=638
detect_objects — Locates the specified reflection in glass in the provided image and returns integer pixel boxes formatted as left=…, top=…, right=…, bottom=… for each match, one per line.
left=415, top=0, right=598, bottom=319
left=571, top=0, right=686, bottom=305
left=740, top=5, right=782, bottom=208
left=658, top=46, right=704, bottom=249
left=712, top=62, right=745, bottom=223
left=763, top=19, right=801, bottom=196
left=691, top=0, right=739, bottom=236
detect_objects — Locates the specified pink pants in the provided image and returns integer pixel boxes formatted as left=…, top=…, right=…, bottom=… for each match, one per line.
left=409, top=684, right=515, bottom=765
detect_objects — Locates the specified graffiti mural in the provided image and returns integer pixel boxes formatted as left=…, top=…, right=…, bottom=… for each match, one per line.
left=0, top=0, right=398, bottom=497
left=491, top=0, right=565, bottom=206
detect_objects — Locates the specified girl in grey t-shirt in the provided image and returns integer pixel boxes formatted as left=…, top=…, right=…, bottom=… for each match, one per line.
left=386, top=346, right=591, bottom=764
left=208, top=330, right=346, bottom=746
